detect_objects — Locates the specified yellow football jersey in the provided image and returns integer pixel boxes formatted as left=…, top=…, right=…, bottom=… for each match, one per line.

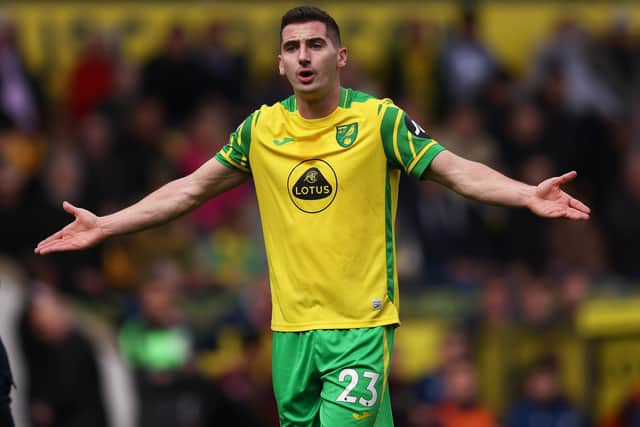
left=216, top=88, right=445, bottom=331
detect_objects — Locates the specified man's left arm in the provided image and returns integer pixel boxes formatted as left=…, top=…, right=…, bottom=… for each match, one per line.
left=423, top=150, right=591, bottom=220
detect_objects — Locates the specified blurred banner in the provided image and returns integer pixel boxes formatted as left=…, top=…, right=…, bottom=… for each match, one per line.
left=2, top=2, right=639, bottom=96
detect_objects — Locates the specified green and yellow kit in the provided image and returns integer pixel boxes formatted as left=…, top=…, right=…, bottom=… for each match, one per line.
left=216, top=87, right=444, bottom=426
left=216, top=87, right=444, bottom=332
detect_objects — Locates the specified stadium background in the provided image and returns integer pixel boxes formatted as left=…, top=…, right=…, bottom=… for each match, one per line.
left=0, top=1, right=640, bottom=426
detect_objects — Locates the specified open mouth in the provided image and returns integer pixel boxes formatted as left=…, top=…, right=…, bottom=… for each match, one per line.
left=298, top=69, right=315, bottom=83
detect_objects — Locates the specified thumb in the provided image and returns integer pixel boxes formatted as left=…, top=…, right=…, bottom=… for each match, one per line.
left=62, top=201, right=78, bottom=216
left=555, top=171, right=577, bottom=186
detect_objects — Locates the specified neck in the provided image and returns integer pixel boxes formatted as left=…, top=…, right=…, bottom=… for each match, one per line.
left=296, top=85, right=342, bottom=119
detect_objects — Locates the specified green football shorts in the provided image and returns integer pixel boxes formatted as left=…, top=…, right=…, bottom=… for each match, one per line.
left=272, top=326, right=395, bottom=427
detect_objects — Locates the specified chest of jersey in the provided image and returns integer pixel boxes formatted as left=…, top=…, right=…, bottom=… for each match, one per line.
left=249, top=106, right=387, bottom=217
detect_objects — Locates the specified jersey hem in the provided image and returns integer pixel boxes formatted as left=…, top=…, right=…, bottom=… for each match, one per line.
left=271, top=317, right=401, bottom=332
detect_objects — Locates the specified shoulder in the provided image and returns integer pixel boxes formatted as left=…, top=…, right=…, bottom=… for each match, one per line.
left=344, top=88, right=390, bottom=106
left=341, top=88, right=398, bottom=118
left=242, top=95, right=296, bottom=124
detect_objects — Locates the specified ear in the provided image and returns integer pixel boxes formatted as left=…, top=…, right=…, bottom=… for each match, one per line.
left=278, top=53, right=285, bottom=76
left=337, top=47, right=348, bottom=69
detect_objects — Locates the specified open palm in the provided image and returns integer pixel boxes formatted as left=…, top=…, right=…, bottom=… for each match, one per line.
left=35, top=201, right=107, bottom=254
left=528, top=171, right=590, bottom=220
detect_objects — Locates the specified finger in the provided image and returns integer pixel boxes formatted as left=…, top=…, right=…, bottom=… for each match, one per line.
left=35, top=229, right=68, bottom=253
left=569, top=197, right=591, bottom=214
left=35, top=219, right=76, bottom=249
left=37, top=230, right=63, bottom=246
left=35, top=236, right=63, bottom=254
left=36, top=241, right=77, bottom=255
left=36, top=234, right=82, bottom=254
left=564, top=207, right=590, bottom=220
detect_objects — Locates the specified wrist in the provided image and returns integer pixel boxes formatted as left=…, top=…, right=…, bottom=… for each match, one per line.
left=520, top=184, right=537, bottom=209
left=96, top=215, right=115, bottom=238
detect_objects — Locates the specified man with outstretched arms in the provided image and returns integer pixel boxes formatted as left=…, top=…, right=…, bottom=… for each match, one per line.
left=37, top=6, right=590, bottom=426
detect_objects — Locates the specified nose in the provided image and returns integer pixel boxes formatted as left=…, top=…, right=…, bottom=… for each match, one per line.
left=298, top=45, right=310, bottom=65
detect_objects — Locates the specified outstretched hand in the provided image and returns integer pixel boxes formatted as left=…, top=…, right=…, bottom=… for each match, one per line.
left=528, top=171, right=590, bottom=220
left=35, top=201, right=108, bottom=255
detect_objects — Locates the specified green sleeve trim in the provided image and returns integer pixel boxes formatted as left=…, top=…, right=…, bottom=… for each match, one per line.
left=239, top=112, right=254, bottom=149
left=411, top=144, right=446, bottom=179
left=380, top=105, right=403, bottom=169
left=407, top=133, right=417, bottom=158
left=215, top=151, right=250, bottom=173
left=391, top=111, right=406, bottom=169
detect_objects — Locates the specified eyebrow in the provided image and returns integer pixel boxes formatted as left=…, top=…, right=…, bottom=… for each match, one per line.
left=282, top=36, right=328, bottom=49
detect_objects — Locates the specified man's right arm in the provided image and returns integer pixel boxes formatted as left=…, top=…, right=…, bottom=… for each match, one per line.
left=35, top=158, right=249, bottom=254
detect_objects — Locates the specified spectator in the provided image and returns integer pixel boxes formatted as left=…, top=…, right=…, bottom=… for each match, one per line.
left=31, top=147, right=104, bottom=296
left=434, top=358, right=497, bottom=427
left=409, top=179, right=494, bottom=285
left=436, top=8, right=498, bottom=110
left=593, top=12, right=640, bottom=117
left=116, top=97, right=176, bottom=200
left=533, top=64, right=580, bottom=176
left=385, top=19, right=439, bottom=117
left=435, top=103, right=501, bottom=168
left=66, top=33, right=116, bottom=121
left=498, top=103, right=553, bottom=270
left=604, top=150, right=640, bottom=279
left=467, top=273, right=515, bottom=415
left=118, top=259, right=191, bottom=374
left=18, top=285, right=108, bottom=427
left=141, top=25, right=206, bottom=128
left=528, top=17, right=618, bottom=118
left=99, top=61, right=141, bottom=140
left=76, top=112, right=128, bottom=214
left=178, top=102, right=252, bottom=232
left=0, top=14, right=43, bottom=134
left=0, top=158, right=38, bottom=258
left=119, top=259, right=262, bottom=427
left=412, top=330, right=471, bottom=406
left=198, top=21, right=249, bottom=107
left=480, top=69, right=514, bottom=145
left=506, top=356, right=587, bottom=427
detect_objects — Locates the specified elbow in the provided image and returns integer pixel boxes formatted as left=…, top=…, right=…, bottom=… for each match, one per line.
left=179, top=176, right=208, bottom=208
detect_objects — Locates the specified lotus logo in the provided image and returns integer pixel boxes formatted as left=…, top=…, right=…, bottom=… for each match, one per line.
left=287, top=160, right=338, bottom=213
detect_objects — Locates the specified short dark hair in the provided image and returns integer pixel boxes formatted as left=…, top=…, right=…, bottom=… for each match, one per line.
left=280, top=6, right=341, bottom=47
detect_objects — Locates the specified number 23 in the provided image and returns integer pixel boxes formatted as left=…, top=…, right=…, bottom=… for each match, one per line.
left=336, top=369, right=380, bottom=407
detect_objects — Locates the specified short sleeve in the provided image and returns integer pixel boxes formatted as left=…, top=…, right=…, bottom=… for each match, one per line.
left=380, top=104, right=445, bottom=179
left=215, top=112, right=256, bottom=174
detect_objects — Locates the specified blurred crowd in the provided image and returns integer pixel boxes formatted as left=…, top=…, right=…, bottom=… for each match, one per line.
left=1, top=5, right=640, bottom=427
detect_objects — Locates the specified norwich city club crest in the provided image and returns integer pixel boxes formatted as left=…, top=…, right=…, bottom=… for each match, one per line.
left=287, top=159, right=338, bottom=213
left=335, top=122, right=358, bottom=148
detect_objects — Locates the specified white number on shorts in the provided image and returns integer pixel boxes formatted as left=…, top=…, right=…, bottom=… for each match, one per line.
left=359, top=371, right=380, bottom=407
left=336, top=369, right=358, bottom=403
left=336, top=369, right=380, bottom=407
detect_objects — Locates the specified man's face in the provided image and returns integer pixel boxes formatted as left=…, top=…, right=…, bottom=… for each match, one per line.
left=278, top=21, right=347, bottom=100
